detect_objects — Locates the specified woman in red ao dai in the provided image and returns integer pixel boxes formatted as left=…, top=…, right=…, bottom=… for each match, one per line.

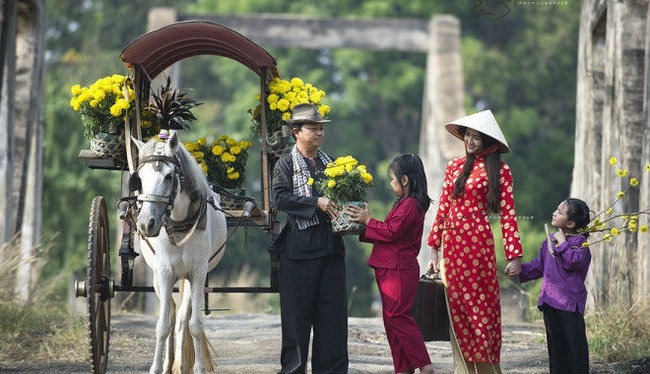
left=427, top=110, right=523, bottom=374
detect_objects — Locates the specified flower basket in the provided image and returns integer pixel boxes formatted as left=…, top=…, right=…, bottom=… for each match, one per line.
left=185, top=135, right=252, bottom=190
left=266, top=125, right=295, bottom=159
left=90, top=129, right=126, bottom=159
left=220, top=188, right=246, bottom=210
left=313, top=155, right=374, bottom=235
left=332, top=201, right=366, bottom=235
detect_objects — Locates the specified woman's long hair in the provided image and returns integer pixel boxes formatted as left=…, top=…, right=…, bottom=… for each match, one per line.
left=453, top=127, right=502, bottom=213
left=389, top=154, right=432, bottom=212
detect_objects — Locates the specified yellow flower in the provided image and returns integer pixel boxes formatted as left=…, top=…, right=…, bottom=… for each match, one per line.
left=616, top=191, right=625, bottom=199
left=227, top=171, right=240, bottom=180
left=230, top=146, right=241, bottom=155
left=609, top=157, right=617, bottom=165
left=221, top=152, right=232, bottom=163
left=603, top=234, right=612, bottom=242
left=226, top=138, right=237, bottom=146
left=361, top=172, right=373, bottom=184
left=630, top=178, right=639, bottom=187
left=606, top=208, right=612, bottom=215
left=617, top=169, right=627, bottom=177
left=327, top=180, right=336, bottom=188
left=307, top=178, right=314, bottom=185
left=192, top=151, right=205, bottom=161
left=212, top=145, right=225, bottom=156
left=582, top=242, right=590, bottom=247
left=277, top=98, right=290, bottom=112
left=611, top=228, right=620, bottom=236
left=198, top=137, right=207, bottom=146
left=646, top=163, right=650, bottom=171
left=640, top=226, right=649, bottom=233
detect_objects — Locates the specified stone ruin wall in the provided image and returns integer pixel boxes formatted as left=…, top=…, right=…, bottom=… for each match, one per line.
left=572, top=0, right=650, bottom=307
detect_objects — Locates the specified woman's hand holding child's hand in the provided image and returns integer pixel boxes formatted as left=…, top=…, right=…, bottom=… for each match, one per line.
left=344, top=203, right=371, bottom=225
left=505, top=257, right=522, bottom=280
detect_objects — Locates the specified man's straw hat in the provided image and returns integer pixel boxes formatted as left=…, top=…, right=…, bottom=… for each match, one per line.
left=285, top=103, right=331, bottom=125
left=444, top=109, right=510, bottom=153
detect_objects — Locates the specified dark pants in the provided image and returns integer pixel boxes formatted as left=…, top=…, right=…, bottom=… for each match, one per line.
left=542, top=304, right=589, bottom=374
left=278, top=255, right=349, bottom=374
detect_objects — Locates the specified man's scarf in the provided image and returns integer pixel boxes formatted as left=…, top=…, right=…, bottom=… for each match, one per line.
left=291, top=145, right=333, bottom=230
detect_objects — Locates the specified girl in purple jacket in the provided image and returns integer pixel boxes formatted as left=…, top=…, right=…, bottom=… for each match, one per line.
left=517, top=198, right=591, bottom=374
left=346, top=154, right=434, bottom=374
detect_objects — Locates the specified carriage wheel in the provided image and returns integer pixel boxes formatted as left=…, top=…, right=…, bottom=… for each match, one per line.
left=86, top=196, right=113, bottom=374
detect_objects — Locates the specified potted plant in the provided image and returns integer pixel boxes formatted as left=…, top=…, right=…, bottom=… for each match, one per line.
left=70, top=74, right=162, bottom=158
left=148, top=76, right=202, bottom=131
left=313, top=155, right=374, bottom=235
left=249, top=77, right=330, bottom=157
left=185, top=134, right=253, bottom=203
left=70, top=74, right=134, bottom=158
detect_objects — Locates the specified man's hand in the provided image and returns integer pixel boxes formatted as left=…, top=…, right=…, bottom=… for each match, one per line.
left=317, top=197, right=339, bottom=220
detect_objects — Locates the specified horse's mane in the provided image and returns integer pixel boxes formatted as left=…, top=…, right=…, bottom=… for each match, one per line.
left=175, top=142, right=213, bottom=198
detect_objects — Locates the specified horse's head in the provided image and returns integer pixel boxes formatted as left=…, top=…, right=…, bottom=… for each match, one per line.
left=131, top=133, right=183, bottom=237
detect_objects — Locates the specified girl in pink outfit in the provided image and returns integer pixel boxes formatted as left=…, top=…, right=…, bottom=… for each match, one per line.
left=347, top=154, right=434, bottom=374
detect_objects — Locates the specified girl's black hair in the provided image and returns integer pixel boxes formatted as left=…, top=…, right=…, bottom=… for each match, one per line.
left=453, top=127, right=502, bottom=213
left=389, top=154, right=432, bottom=212
left=564, top=198, right=591, bottom=238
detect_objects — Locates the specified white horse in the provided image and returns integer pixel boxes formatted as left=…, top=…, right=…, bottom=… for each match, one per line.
left=132, top=132, right=227, bottom=374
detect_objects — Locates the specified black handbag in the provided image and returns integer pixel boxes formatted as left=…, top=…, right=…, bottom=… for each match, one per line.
left=410, top=269, right=450, bottom=342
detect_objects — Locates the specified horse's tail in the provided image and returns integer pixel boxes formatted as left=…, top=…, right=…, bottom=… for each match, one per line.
left=172, top=280, right=216, bottom=374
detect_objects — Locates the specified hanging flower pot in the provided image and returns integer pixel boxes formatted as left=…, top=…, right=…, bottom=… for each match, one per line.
left=266, top=125, right=295, bottom=159
left=331, top=201, right=366, bottom=235
left=90, top=122, right=125, bottom=159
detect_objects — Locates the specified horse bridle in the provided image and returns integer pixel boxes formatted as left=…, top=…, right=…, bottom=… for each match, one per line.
left=130, top=154, right=182, bottom=213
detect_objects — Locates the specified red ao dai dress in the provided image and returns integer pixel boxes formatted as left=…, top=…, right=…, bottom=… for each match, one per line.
left=427, top=155, right=522, bottom=365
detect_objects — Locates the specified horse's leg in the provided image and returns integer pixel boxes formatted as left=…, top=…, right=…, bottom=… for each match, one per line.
left=162, top=297, right=176, bottom=374
left=173, top=279, right=193, bottom=374
left=189, top=271, right=208, bottom=374
left=150, top=269, right=175, bottom=374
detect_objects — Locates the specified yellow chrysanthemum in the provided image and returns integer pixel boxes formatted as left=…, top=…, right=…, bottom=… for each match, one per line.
left=198, top=137, right=207, bottom=146
left=307, top=178, right=314, bottom=185
left=221, top=152, right=232, bottom=163
left=327, top=180, right=336, bottom=188
left=227, top=171, right=240, bottom=180
left=230, top=146, right=241, bottom=155
left=212, top=145, right=225, bottom=156
left=361, top=172, right=373, bottom=184
left=609, top=157, right=617, bottom=165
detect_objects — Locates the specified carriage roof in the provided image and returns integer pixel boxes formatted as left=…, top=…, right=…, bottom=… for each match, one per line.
left=119, top=20, right=279, bottom=80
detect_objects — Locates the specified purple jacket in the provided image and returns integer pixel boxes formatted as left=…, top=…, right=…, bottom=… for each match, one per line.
left=519, top=233, right=591, bottom=314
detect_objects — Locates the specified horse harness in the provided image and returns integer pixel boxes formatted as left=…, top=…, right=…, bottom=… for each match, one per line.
left=124, top=147, right=234, bottom=263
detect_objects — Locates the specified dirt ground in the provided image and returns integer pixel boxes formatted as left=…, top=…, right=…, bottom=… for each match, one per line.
left=1, top=310, right=645, bottom=374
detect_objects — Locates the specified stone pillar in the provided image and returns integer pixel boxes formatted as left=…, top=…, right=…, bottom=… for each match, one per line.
left=572, top=0, right=649, bottom=307
left=417, top=16, right=465, bottom=273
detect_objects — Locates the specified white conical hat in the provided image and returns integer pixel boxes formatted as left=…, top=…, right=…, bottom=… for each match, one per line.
left=444, top=110, right=510, bottom=153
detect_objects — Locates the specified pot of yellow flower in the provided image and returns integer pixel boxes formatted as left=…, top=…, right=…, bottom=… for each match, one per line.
left=314, top=155, right=374, bottom=235
left=70, top=75, right=134, bottom=159
left=249, top=77, right=330, bottom=159
left=185, top=135, right=253, bottom=210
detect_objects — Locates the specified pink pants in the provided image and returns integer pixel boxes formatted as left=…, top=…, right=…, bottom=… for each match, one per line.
left=375, top=267, right=431, bottom=373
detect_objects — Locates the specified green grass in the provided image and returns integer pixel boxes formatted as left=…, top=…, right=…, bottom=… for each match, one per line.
left=586, top=300, right=650, bottom=363
left=0, top=239, right=87, bottom=363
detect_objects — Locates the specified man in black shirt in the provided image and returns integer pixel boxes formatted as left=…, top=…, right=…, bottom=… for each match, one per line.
left=272, top=103, right=348, bottom=374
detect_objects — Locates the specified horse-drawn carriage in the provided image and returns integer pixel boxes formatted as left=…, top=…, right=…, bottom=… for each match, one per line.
left=74, top=21, right=286, bottom=374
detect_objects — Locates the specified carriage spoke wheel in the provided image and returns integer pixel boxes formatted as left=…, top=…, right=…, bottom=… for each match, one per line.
left=86, top=196, right=113, bottom=374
